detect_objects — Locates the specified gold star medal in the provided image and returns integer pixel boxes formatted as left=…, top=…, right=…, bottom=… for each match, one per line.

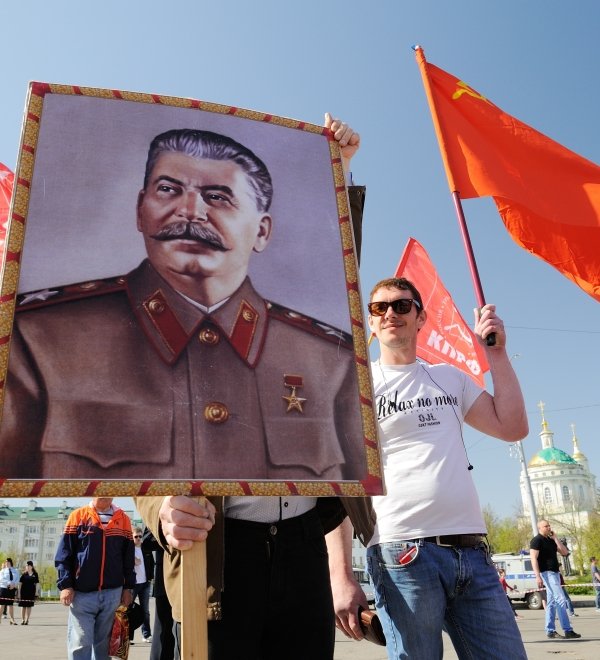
left=282, top=374, right=306, bottom=413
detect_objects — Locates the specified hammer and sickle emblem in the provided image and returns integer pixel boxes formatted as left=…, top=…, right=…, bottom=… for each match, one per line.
left=452, top=80, right=491, bottom=104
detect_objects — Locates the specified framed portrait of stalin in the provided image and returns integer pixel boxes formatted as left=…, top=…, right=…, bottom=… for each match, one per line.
left=0, top=84, right=382, bottom=497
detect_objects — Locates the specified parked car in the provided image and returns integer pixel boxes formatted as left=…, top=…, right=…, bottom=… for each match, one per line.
left=492, top=552, right=543, bottom=609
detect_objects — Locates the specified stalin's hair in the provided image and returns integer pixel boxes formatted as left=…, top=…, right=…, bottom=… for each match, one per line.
left=144, top=128, right=273, bottom=212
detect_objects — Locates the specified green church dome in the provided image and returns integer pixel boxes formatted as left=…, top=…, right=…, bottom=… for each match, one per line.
left=529, top=447, right=576, bottom=467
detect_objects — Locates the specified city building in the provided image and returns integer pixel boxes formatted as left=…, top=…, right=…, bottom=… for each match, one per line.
left=0, top=499, right=75, bottom=566
left=522, top=403, right=596, bottom=526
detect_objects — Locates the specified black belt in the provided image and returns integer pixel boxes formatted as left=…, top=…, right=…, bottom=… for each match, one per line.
left=419, top=534, right=486, bottom=547
left=225, top=508, right=320, bottom=540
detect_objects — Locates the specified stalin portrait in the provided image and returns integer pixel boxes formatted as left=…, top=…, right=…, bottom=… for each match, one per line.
left=0, top=122, right=368, bottom=482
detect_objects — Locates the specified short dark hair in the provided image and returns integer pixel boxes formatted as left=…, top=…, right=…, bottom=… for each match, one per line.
left=369, top=277, right=424, bottom=312
left=591, top=556, right=597, bottom=562
left=143, top=128, right=273, bottom=212
left=26, top=560, right=34, bottom=566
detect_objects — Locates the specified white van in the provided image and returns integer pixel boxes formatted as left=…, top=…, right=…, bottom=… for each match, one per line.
left=492, top=552, right=543, bottom=609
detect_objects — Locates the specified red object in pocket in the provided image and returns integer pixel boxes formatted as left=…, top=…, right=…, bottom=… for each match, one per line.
left=396, top=544, right=419, bottom=566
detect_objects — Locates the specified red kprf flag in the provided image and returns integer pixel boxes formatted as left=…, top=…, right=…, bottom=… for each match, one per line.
left=395, top=237, right=489, bottom=386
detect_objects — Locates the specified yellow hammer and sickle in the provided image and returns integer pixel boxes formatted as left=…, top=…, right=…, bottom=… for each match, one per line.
left=452, top=80, right=491, bottom=104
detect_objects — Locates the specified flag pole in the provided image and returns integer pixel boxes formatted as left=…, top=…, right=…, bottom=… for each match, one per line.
left=451, top=191, right=487, bottom=309
left=414, top=45, right=495, bottom=345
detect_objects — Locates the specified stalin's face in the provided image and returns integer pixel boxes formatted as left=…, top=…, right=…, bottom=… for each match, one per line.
left=137, top=152, right=272, bottom=302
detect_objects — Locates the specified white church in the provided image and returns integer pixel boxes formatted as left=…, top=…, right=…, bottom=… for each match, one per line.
left=520, top=402, right=596, bottom=540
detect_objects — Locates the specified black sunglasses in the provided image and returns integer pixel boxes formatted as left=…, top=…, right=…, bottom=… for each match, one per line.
left=133, top=535, right=142, bottom=539
left=368, top=298, right=421, bottom=317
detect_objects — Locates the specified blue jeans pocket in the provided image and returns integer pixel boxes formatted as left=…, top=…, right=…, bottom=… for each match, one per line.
left=378, top=541, right=421, bottom=569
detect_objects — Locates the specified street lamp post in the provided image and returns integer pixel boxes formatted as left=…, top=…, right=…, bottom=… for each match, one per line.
left=508, top=354, right=538, bottom=537
left=515, top=439, right=538, bottom=537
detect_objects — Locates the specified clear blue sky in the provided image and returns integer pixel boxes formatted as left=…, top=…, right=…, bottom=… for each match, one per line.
left=1, top=1, right=599, bottom=519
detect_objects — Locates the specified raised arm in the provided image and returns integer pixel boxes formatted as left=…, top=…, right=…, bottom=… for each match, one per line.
left=553, top=535, right=570, bottom=558
left=464, top=304, right=528, bottom=441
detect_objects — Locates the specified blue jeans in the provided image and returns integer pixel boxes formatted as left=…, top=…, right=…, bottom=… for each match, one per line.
left=367, top=541, right=526, bottom=659
left=131, top=581, right=152, bottom=639
left=67, top=587, right=122, bottom=659
left=595, top=587, right=600, bottom=609
left=541, top=571, right=572, bottom=633
left=563, top=587, right=574, bottom=614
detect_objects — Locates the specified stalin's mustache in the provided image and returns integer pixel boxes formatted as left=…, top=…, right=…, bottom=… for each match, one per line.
left=151, top=222, right=229, bottom=251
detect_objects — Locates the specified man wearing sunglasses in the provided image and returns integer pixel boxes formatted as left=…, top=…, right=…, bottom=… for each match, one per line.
left=352, top=277, right=529, bottom=659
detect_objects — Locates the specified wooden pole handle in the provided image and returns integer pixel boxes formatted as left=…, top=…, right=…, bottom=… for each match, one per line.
left=180, top=501, right=208, bottom=659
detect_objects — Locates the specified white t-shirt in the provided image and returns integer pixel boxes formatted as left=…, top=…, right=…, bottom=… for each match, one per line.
left=369, top=360, right=486, bottom=546
left=134, top=546, right=147, bottom=584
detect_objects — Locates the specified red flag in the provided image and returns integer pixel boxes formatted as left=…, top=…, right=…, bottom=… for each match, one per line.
left=395, top=237, right=489, bottom=387
left=0, top=162, right=14, bottom=262
left=415, top=48, right=600, bottom=303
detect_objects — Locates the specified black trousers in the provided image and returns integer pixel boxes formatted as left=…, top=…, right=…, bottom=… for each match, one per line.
left=175, top=508, right=335, bottom=660
left=151, top=594, right=175, bottom=660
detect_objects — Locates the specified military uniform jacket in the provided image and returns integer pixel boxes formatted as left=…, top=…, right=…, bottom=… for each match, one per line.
left=132, top=187, right=373, bottom=622
left=1, top=261, right=366, bottom=482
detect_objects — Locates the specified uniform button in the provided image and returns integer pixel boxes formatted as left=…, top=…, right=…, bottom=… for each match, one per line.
left=269, top=525, right=278, bottom=536
left=242, top=309, right=255, bottom=322
left=198, top=327, right=220, bottom=345
left=204, top=402, right=229, bottom=424
left=147, top=298, right=165, bottom=315
left=283, top=502, right=289, bottom=507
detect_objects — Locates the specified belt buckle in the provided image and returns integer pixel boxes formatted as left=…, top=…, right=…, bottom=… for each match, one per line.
left=435, top=535, right=454, bottom=547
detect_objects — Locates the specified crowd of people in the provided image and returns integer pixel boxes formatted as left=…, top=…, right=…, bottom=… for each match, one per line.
left=0, top=558, right=40, bottom=625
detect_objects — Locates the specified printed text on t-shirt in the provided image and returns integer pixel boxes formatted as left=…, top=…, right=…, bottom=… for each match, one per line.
left=376, top=392, right=458, bottom=420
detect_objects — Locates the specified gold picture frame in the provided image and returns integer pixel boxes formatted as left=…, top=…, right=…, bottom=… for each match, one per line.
left=0, top=83, right=381, bottom=497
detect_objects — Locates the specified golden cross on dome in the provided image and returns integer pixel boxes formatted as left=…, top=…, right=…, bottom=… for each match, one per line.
left=537, top=400, right=546, bottom=420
